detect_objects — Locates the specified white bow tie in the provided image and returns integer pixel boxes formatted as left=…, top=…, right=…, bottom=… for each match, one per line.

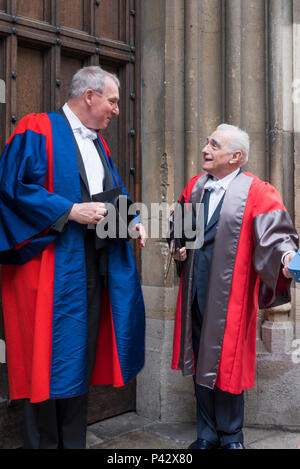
left=76, top=126, right=98, bottom=141
left=204, top=179, right=223, bottom=193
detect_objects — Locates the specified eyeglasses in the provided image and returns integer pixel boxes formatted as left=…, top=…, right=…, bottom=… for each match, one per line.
left=92, top=89, right=119, bottom=110
left=92, top=90, right=103, bottom=98
left=205, top=137, right=221, bottom=150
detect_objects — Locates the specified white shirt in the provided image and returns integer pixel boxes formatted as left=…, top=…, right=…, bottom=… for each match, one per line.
left=204, top=169, right=240, bottom=223
left=62, top=103, right=105, bottom=196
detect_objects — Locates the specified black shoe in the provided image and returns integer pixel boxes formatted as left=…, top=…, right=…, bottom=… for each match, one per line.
left=187, top=439, right=218, bottom=450
left=222, top=442, right=245, bottom=449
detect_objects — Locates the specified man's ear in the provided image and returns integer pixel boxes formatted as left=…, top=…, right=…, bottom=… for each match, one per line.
left=84, top=89, right=94, bottom=106
left=229, top=150, right=242, bottom=165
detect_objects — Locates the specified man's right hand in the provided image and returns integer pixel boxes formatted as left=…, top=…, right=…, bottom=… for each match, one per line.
left=170, top=240, right=187, bottom=262
left=68, top=202, right=107, bottom=225
left=282, top=251, right=297, bottom=279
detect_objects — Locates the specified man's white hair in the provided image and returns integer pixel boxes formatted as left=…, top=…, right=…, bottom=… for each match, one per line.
left=217, top=123, right=250, bottom=165
left=69, top=65, right=120, bottom=98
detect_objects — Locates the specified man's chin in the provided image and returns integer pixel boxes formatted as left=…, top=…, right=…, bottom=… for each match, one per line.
left=202, top=165, right=213, bottom=174
left=100, top=120, right=111, bottom=130
left=203, top=168, right=217, bottom=179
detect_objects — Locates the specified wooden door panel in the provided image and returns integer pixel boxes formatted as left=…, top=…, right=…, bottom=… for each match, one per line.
left=88, top=382, right=136, bottom=424
left=0, top=38, right=5, bottom=148
left=100, top=105, right=121, bottom=176
left=97, top=0, right=126, bottom=42
left=96, top=61, right=133, bottom=195
left=60, top=0, right=89, bottom=33
left=96, top=61, right=122, bottom=182
left=60, top=54, right=86, bottom=108
left=17, top=46, right=49, bottom=121
left=16, top=0, right=51, bottom=23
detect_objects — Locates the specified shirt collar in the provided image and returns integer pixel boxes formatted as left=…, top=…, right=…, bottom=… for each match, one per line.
left=205, top=168, right=240, bottom=192
left=62, top=103, right=98, bottom=139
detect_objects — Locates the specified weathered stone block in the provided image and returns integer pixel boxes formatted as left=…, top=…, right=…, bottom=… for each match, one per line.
left=261, top=321, right=294, bottom=353
left=137, top=318, right=196, bottom=423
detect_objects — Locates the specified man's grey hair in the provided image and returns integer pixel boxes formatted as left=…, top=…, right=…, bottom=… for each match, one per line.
left=217, top=123, right=250, bottom=165
left=69, top=65, right=120, bottom=98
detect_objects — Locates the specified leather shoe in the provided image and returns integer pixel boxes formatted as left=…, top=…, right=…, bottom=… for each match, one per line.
left=187, top=439, right=218, bottom=450
left=222, top=442, right=245, bottom=449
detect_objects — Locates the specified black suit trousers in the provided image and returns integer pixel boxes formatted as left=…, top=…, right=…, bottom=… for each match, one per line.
left=191, top=297, right=244, bottom=447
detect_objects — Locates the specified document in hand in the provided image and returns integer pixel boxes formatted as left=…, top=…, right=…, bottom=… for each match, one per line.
left=93, top=187, right=136, bottom=249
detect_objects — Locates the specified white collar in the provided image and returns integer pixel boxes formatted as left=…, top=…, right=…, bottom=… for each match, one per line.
left=204, top=169, right=240, bottom=192
left=62, top=103, right=98, bottom=140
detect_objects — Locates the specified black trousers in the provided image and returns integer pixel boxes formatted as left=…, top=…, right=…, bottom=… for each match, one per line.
left=23, top=230, right=102, bottom=449
left=192, top=298, right=244, bottom=446
left=23, top=395, right=88, bottom=449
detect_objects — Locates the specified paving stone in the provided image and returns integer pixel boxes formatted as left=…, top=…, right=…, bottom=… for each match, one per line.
left=246, top=431, right=300, bottom=450
left=88, top=412, right=152, bottom=440
left=244, top=427, right=280, bottom=445
left=86, top=430, right=104, bottom=449
left=89, top=430, right=185, bottom=450
left=87, top=412, right=300, bottom=450
left=146, top=422, right=196, bottom=443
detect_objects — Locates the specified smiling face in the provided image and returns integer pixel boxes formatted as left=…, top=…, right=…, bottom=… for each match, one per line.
left=84, top=75, right=120, bottom=130
left=202, top=129, right=242, bottom=179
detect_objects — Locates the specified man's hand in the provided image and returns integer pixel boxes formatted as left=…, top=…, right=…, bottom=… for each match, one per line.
left=170, top=241, right=187, bottom=262
left=282, top=252, right=297, bottom=279
left=131, top=223, right=147, bottom=248
left=68, top=202, right=107, bottom=225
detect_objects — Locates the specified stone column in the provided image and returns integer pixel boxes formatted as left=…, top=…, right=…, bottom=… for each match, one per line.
left=245, top=1, right=299, bottom=428
left=184, top=0, right=200, bottom=182
left=224, top=0, right=267, bottom=179
left=138, top=0, right=196, bottom=423
left=198, top=0, right=223, bottom=167
left=293, top=1, right=300, bottom=339
left=261, top=303, right=294, bottom=353
left=261, top=0, right=295, bottom=348
left=138, top=0, right=224, bottom=423
left=185, top=0, right=223, bottom=179
left=267, top=0, right=294, bottom=215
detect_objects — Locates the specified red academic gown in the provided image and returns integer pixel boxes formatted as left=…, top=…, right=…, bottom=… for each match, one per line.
left=0, top=112, right=145, bottom=403
left=171, top=171, right=298, bottom=394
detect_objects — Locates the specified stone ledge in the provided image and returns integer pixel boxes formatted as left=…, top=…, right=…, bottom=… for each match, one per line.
left=261, top=320, right=294, bottom=353
left=142, top=285, right=178, bottom=320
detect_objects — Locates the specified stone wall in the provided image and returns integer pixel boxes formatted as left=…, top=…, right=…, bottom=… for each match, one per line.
left=138, top=0, right=300, bottom=428
left=137, top=0, right=195, bottom=422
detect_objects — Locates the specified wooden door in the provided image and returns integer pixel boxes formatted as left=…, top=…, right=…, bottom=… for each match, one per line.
left=0, top=0, right=141, bottom=423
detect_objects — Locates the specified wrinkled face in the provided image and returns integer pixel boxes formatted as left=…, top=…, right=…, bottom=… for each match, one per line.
left=202, top=130, right=237, bottom=179
left=87, top=76, right=120, bottom=130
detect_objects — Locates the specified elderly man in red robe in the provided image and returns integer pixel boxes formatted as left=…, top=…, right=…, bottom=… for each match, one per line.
left=169, top=124, right=298, bottom=449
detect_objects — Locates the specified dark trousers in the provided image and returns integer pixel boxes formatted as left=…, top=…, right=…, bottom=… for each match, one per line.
left=23, top=230, right=102, bottom=449
left=192, top=298, right=244, bottom=446
left=23, top=395, right=88, bottom=449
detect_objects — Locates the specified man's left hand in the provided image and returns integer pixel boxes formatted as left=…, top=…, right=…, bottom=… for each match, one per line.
left=131, top=223, right=147, bottom=248
left=282, top=252, right=297, bottom=279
